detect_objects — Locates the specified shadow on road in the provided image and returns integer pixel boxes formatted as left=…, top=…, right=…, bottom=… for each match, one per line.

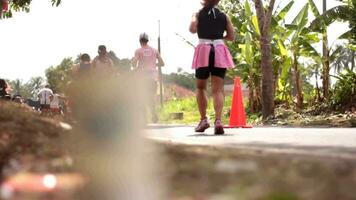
left=188, top=133, right=235, bottom=137
left=146, top=124, right=194, bottom=129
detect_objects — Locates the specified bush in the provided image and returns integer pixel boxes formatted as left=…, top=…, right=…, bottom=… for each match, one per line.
left=330, top=69, right=356, bottom=110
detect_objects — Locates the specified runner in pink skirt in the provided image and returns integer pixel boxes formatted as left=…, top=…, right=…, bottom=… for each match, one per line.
left=189, top=0, right=235, bottom=135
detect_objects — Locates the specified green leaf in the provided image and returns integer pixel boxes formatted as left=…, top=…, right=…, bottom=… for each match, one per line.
left=307, top=0, right=320, bottom=17
left=252, top=15, right=260, bottom=36
left=291, top=4, right=309, bottom=44
left=347, top=44, right=356, bottom=51
left=245, top=32, right=253, bottom=64
left=291, top=3, right=309, bottom=26
left=330, top=46, right=343, bottom=62
left=278, top=40, right=288, bottom=56
left=280, top=57, right=292, bottom=82
left=244, top=0, right=252, bottom=18
left=304, top=33, right=320, bottom=43
left=309, top=5, right=351, bottom=31
left=275, top=0, right=295, bottom=22
left=285, top=24, right=298, bottom=30
left=299, top=40, right=319, bottom=57
left=338, top=30, right=353, bottom=40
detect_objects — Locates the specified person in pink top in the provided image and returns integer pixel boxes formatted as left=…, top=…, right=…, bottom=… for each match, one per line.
left=190, top=0, right=235, bottom=135
left=132, top=32, right=165, bottom=123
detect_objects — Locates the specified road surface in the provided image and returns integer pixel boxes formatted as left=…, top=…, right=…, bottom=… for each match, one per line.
left=145, top=125, right=356, bottom=159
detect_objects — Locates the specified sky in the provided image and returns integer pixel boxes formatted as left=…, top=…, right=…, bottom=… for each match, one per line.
left=0, top=0, right=349, bottom=81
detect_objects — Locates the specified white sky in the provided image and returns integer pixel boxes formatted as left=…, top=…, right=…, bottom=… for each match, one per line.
left=0, top=0, right=349, bottom=81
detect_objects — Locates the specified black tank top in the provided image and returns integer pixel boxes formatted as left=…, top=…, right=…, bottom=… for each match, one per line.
left=197, top=7, right=227, bottom=40
left=79, top=63, right=91, bottom=73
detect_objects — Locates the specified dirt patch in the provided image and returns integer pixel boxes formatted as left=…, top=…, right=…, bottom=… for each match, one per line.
left=159, top=142, right=356, bottom=200
left=252, top=107, right=356, bottom=128
left=0, top=102, right=72, bottom=181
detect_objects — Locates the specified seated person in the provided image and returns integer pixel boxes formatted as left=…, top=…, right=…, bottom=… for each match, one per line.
left=0, top=79, right=11, bottom=100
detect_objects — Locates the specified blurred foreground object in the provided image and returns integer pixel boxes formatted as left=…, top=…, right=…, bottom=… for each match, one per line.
left=67, top=74, right=166, bottom=200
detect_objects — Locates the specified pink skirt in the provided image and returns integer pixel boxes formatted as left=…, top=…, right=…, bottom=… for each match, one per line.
left=192, top=43, right=234, bottom=69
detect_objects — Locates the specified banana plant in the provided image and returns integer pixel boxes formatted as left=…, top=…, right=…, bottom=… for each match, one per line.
left=221, top=0, right=296, bottom=113
left=310, top=0, right=356, bottom=46
left=270, top=1, right=295, bottom=105
left=308, top=0, right=333, bottom=99
left=221, top=0, right=263, bottom=113
left=284, top=3, right=322, bottom=112
left=308, top=0, right=356, bottom=99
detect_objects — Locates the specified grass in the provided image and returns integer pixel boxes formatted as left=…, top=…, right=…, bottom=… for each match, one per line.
left=157, top=95, right=356, bottom=127
left=158, top=96, right=233, bottom=125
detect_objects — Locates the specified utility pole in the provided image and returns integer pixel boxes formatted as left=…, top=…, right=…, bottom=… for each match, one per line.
left=158, top=20, right=164, bottom=107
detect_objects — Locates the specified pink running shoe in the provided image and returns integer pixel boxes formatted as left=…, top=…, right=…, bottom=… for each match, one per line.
left=214, top=119, right=225, bottom=135
left=195, top=118, right=210, bottom=132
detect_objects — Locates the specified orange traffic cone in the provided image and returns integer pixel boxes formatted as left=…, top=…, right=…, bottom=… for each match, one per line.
left=225, top=77, right=252, bottom=128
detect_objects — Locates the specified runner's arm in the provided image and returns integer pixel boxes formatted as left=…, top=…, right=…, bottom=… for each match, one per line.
left=108, top=58, right=114, bottom=70
left=157, top=51, right=165, bottom=67
left=189, top=13, right=198, bottom=33
left=72, top=64, right=79, bottom=75
left=224, top=16, right=235, bottom=41
left=132, top=50, right=139, bottom=69
left=91, top=58, right=96, bottom=69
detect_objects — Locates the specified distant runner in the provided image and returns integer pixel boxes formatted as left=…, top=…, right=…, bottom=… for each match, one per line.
left=50, top=90, right=62, bottom=116
left=38, top=84, right=54, bottom=115
left=190, top=0, right=235, bottom=135
left=92, top=45, right=114, bottom=77
left=132, top=32, right=165, bottom=123
left=73, top=53, right=92, bottom=78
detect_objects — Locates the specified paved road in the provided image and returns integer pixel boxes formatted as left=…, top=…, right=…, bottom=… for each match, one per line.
left=145, top=125, right=356, bottom=159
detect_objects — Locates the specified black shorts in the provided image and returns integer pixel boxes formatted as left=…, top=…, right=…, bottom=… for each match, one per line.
left=195, top=44, right=227, bottom=80
left=40, top=104, right=51, bottom=110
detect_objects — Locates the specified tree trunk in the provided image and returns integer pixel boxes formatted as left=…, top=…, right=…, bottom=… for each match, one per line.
left=254, top=0, right=276, bottom=120
left=322, top=0, right=330, bottom=99
left=315, top=67, right=321, bottom=102
left=293, top=53, right=303, bottom=112
left=352, top=51, right=355, bottom=71
left=254, top=74, right=262, bottom=112
left=322, top=33, right=330, bottom=99
left=248, top=73, right=255, bottom=113
left=274, top=67, right=279, bottom=99
left=260, top=35, right=275, bottom=118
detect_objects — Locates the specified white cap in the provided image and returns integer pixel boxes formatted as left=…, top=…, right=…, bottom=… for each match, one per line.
left=139, top=32, right=149, bottom=41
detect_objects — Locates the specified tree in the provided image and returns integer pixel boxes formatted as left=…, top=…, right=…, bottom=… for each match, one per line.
left=308, top=0, right=356, bottom=102
left=162, top=72, right=195, bottom=91
left=331, top=45, right=356, bottom=72
left=254, top=0, right=276, bottom=119
left=25, top=76, right=44, bottom=99
left=307, top=0, right=331, bottom=99
left=45, top=57, right=73, bottom=93
left=285, top=4, right=311, bottom=112
left=8, top=79, right=32, bottom=99
left=1, top=0, right=61, bottom=19
left=310, top=0, right=356, bottom=45
left=118, top=58, right=132, bottom=72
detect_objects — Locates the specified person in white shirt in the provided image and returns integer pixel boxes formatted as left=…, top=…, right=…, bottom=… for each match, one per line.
left=50, top=90, right=62, bottom=115
left=38, top=85, right=53, bottom=114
